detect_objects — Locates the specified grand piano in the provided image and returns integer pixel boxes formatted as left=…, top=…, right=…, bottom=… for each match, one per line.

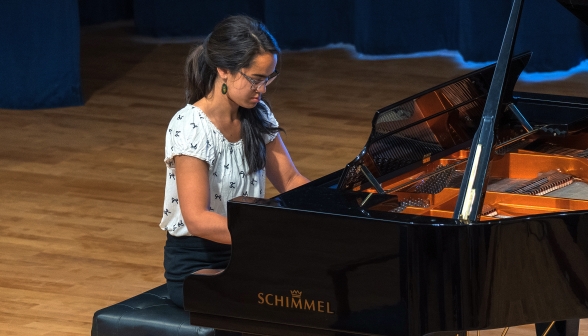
left=184, top=1, right=588, bottom=335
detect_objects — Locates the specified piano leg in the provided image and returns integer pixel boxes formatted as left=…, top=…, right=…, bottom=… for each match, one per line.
left=535, top=320, right=579, bottom=336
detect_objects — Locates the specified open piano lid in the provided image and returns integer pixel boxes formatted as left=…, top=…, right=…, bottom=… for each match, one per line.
left=335, top=53, right=531, bottom=192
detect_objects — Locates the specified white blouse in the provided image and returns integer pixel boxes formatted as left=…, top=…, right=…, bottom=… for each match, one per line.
left=159, top=102, right=278, bottom=236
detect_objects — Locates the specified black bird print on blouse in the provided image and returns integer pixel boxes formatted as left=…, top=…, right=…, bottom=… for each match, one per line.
left=177, top=115, right=183, bottom=120
left=230, top=182, right=235, bottom=188
left=215, top=194, right=221, bottom=201
left=190, top=122, right=197, bottom=129
left=169, top=173, right=175, bottom=180
left=164, top=209, right=171, bottom=216
left=170, top=220, right=185, bottom=232
left=171, top=197, right=179, bottom=204
left=175, top=131, right=181, bottom=137
left=190, top=143, right=197, bottom=150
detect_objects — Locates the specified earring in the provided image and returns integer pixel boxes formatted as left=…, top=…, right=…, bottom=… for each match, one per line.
left=221, top=83, right=228, bottom=94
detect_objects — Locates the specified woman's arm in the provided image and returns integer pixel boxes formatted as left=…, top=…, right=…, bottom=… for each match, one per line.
left=265, top=134, right=310, bottom=194
left=174, top=155, right=232, bottom=244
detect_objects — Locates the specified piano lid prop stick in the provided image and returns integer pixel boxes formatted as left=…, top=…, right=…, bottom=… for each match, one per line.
left=459, top=144, right=483, bottom=220
left=360, top=164, right=386, bottom=194
left=453, top=0, right=525, bottom=224
left=507, top=102, right=533, bottom=133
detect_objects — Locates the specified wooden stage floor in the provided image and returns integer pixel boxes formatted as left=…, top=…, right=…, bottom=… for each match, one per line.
left=1, top=23, right=587, bottom=335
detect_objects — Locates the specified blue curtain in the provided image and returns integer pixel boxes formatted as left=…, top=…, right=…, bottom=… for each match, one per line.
left=133, top=0, right=265, bottom=37
left=263, top=0, right=354, bottom=49
left=457, top=0, right=588, bottom=72
left=0, top=0, right=586, bottom=109
left=0, top=0, right=82, bottom=109
left=79, top=0, right=133, bottom=26
left=134, top=0, right=588, bottom=73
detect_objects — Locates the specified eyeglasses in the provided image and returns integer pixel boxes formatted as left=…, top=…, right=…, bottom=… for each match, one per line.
left=239, top=71, right=279, bottom=91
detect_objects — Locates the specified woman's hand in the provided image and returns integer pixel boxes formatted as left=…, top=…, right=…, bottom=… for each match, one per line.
left=265, top=134, right=309, bottom=194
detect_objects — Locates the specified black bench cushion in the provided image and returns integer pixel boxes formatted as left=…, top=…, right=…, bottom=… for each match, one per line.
left=91, top=284, right=221, bottom=336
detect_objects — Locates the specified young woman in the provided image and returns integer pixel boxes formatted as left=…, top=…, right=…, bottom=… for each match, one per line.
left=159, top=15, right=309, bottom=308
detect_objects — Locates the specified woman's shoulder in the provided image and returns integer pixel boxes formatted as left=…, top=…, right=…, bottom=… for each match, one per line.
left=165, top=104, right=217, bottom=148
left=172, top=104, right=200, bottom=120
left=164, top=104, right=217, bottom=165
left=168, top=104, right=210, bottom=129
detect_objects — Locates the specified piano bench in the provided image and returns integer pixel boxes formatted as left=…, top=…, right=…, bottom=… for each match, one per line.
left=91, top=284, right=237, bottom=336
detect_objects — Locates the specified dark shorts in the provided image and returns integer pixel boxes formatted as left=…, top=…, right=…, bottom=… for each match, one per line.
left=164, top=232, right=231, bottom=308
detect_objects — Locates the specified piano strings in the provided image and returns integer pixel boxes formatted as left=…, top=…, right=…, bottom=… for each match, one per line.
left=358, top=134, right=588, bottom=219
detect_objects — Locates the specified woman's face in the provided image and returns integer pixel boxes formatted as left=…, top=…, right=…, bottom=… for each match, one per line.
left=226, top=52, right=278, bottom=109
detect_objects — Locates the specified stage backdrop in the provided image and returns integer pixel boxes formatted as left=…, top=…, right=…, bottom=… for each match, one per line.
left=134, top=0, right=588, bottom=73
left=0, top=0, right=82, bottom=109
left=1, top=0, right=586, bottom=109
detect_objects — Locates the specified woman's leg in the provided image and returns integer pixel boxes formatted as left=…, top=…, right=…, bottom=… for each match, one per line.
left=163, top=233, right=231, bottom=308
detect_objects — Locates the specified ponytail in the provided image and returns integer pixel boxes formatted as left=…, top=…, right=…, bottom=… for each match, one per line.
left=185, top=41, right=216, bottom=104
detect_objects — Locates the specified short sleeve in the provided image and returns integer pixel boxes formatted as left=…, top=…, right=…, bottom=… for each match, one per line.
left=258, top=101, right=279, bottom=144
left=164, top=106, right=212, bottom=168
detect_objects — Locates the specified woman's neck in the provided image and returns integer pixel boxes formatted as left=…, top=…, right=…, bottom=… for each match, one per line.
left=193, top=93, right=242, bottom=143
left=194, top=92, right=239, bottom=122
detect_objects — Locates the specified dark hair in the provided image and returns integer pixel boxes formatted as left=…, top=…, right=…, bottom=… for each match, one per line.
left=185, top=15, right=283, bottom=174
